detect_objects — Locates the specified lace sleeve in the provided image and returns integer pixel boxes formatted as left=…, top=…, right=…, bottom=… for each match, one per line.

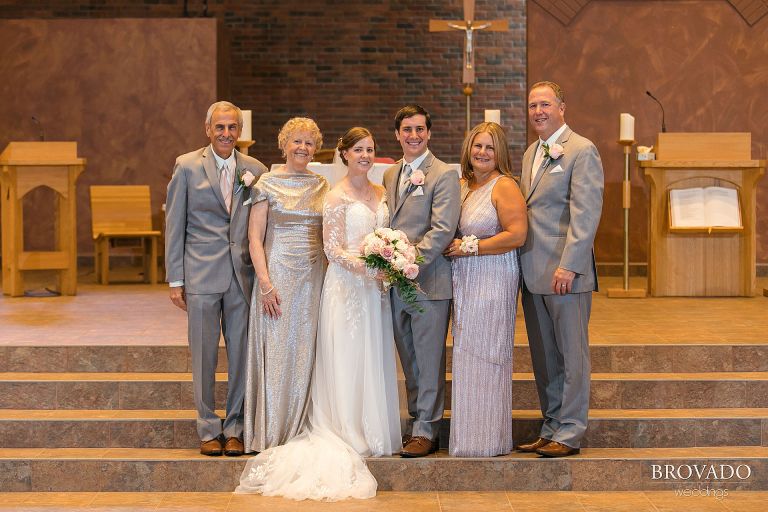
left=323, top=191, right=375, bottom=277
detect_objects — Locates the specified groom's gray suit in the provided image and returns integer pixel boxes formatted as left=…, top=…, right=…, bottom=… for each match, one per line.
left=519, top=126, right=603, bottom=449
left=384, top=152, right=460, bottom=442
left=166, top=145, right=267, bottom=441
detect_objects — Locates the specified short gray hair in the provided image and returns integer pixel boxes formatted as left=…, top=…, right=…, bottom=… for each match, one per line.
left=205, top=101, right=243, bottom=127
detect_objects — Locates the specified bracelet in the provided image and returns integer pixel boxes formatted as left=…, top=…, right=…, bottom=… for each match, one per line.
left=459, top=235, right=479, bottom=255
left=260, top=285, right=275, bottom=296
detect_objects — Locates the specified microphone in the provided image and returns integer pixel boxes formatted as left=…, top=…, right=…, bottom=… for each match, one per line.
left=645, top=91, right=667, bottom=133
left=31, top=116, right=45, bottom=141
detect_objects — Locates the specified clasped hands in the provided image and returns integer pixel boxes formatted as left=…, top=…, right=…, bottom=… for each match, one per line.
left=443, top=238, right=469, bottom=258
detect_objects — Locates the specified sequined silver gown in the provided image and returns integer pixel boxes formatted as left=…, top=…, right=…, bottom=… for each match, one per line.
left=449, top=176, right=520, bottom=457
left=243, top=171, right=329, bottom=453
left=236, top=188, right=401, bottom=501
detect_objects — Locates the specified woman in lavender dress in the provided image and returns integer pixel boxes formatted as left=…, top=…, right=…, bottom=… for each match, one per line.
left=444, top=122, right=528, bottom=457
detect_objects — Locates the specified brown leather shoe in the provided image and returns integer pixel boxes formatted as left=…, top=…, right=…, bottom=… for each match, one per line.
left=516, top=437, right=551, bottom=453
left=536, top=441, right=580, bottom=458
left=402, top=434, right=412, bottom=447
left=200, top=437, right=223, bottom=456
left=224, top=437, right=244, bottom=457
left=401, top=436, right=438, bottom=458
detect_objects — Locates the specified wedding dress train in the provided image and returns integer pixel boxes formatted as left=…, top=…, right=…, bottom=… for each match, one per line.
left=236, top=190, right=401, bottom=501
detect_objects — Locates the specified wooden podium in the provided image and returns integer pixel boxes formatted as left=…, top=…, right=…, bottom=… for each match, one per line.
left=0, top=142, right=86, bottom=296
left=641, top=133, right=765, bottom=296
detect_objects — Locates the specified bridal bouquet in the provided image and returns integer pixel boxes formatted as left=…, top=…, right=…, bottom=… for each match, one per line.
left=360, top=228, right=424, bottom=310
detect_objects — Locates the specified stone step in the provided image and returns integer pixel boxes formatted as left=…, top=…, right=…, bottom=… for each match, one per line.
left=2, top=372, right=766, bottom=410
left=1, top=447, right=766, bottom=492
left=2, top=343, right=765, bottom=373
left=1, top=408, right=765, bottom=449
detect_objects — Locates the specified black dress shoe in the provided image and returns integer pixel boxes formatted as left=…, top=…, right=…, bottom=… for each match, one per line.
left=536, top=441, right=580, bottom=458
left=515, top=437, right=550, bottom=453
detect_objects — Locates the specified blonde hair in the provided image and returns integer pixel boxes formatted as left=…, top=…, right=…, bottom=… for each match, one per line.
left=459, top=122, right=513, bottom=181
left=277, top=117, right=323, bottom=153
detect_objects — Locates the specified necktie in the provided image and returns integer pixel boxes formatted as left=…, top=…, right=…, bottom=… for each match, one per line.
left=400, top=164, right=412, bottom=198
left=220, top=163, right=233, bottom=213
left=530, top=143, right=547, bottom=185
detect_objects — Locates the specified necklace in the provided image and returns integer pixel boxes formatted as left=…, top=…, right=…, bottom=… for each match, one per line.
left=348, top=183, right=373, bottom=202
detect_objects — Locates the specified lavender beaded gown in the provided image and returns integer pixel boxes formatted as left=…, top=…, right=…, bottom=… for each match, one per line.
left=449, top=176, right=520, bottom=457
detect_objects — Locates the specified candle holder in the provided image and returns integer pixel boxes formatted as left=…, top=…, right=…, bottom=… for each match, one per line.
left=236, top=140, right=254, bottom=155
left=607, top=139, right=647, bottom=298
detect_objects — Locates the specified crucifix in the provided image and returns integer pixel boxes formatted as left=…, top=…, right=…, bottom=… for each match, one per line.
left=429, top=0, right=508, bottom=132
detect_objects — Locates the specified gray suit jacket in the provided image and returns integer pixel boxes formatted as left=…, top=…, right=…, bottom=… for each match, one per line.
left=519, top=127, right=604, bottom=295
left=383, top=152, right=460, bottom=301
left=165, top=145, right=268, bottom=300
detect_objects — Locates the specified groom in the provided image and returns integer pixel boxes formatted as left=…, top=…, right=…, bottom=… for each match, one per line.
left=166, top=101, right=267, bottom=456
left=384, top=105, right=460, bottom=457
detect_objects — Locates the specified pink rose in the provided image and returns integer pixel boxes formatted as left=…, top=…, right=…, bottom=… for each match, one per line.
left=404, top=245, right=417, bottom=263
left=240, top=170, right=256, bottom=187
left=548, top=143, right=564, bottom=160
left=403, top=263, right=419, bottom=280
left=410, top=169, right=425, bottom=186
left=380, top=245, right=395, bottom=260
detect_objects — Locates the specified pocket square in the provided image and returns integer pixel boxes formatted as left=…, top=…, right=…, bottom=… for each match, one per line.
left=549, top=164, right=564, bottom=174
left=412, top=186, right=424, bottom=196
left=242, top=198, right=253, bottom=206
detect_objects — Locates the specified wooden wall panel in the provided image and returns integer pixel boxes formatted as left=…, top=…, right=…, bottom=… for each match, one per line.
left=0, top=19, right=218, bottom=256
left=528, top=0, right=768, bottom=264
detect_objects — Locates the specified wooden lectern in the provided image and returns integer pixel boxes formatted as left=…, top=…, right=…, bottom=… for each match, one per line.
left=641, top=133, right=765, bottom=296
left=0, top=142, right=86, bottom=296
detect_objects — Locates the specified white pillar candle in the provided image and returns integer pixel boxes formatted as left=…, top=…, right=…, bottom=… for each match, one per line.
left=239, top=110, right=252, bottom=141
left=484, top=109, right=501, bottom=124
left=619, top=113, right=635, bottom=142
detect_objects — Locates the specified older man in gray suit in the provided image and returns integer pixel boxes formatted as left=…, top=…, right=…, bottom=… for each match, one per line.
left=166, top=101, right=267, bottom=456
left=516, top=82, right=604, bottom=457
left=383, top=105, right=460, bottom=458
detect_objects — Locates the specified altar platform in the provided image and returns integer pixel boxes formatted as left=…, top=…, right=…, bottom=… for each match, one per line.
left=1, top=270, right=767, bottom=506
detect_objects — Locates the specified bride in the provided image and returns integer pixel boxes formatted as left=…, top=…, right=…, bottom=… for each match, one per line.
left=236, top=127, right=401, bottom=501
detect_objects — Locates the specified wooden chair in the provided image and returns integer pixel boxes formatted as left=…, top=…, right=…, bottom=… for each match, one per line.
left=89, top=185, right=161, bottom=284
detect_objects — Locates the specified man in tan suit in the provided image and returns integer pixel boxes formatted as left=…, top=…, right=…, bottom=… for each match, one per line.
left=383, top=105, right=460, bottom=457
left=516, top=82, right=604, bottom=457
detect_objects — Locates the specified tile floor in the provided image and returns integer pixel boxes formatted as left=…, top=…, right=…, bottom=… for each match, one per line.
left=2, top=275, right=767, bottom=347
left=0, top=491, right=766, bottom=511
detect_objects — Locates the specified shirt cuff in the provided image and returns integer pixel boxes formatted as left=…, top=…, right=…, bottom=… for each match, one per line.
left=169, top=280, right=184, bottom=287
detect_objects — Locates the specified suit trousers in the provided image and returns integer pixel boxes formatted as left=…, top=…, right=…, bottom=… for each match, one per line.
left=521, top=288, right=592, bottom=448
left=186, top=275, right=248, bottom=441
left=391, top=292, right=450, bottom=441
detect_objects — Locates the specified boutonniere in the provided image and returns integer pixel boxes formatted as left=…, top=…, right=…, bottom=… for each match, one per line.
left=543, top=143, right=564, bottom=161
left=235, top=169, right=257, bottom=194
left=409, top=169, right=425, bottom=186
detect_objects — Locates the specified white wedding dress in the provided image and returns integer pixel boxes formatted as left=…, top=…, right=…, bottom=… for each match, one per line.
left=235, top=188, right=401, bottom=501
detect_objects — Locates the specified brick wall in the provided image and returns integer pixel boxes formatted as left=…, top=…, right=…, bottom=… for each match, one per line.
left=1, top=0, right=528, bottom=166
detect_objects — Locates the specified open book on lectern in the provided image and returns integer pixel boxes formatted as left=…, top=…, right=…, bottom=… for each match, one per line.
left=669, top=186, right=742, bottom=229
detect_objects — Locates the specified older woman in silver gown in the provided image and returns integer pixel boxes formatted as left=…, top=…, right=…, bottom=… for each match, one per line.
left=243, top=117, right=329, bottom=453
left=444, top=122, right=527, bottom=457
